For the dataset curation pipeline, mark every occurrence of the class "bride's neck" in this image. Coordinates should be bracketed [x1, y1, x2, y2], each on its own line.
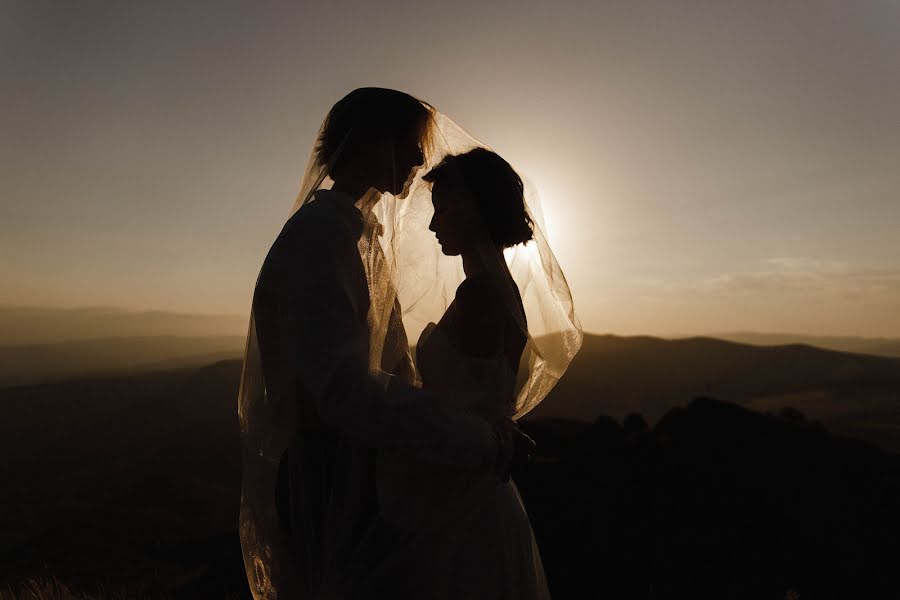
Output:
[461, 248, 505, 278]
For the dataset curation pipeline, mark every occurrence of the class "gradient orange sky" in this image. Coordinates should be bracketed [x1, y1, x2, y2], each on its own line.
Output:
[2, 1, 898, 336]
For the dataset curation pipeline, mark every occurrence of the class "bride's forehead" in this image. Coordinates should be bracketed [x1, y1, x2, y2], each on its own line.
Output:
[430, 180, 466, 199]
[430, 185, 455, 207]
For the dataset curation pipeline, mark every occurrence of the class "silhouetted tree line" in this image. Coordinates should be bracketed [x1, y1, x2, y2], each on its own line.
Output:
[517, 397, 900, 600]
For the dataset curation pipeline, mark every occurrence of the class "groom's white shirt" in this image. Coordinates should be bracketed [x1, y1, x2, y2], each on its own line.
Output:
[254, 189, 496, 468]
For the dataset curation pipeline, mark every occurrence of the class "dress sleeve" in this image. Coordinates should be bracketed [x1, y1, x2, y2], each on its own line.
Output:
[272, 210, 497, 469]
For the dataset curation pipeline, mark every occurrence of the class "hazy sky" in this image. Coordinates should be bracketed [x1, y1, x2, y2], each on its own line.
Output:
[2, 0, 898, 336]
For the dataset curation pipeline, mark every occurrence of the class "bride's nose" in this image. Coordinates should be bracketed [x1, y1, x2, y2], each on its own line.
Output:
[428, 213, 438, 233]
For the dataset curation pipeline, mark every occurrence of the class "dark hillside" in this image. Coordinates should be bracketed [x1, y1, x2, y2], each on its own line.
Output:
[520, 398, 900, 599]
[2, 350, 898, 597]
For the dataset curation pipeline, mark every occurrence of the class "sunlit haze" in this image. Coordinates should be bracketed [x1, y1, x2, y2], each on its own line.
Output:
[2, 1, 898, 336]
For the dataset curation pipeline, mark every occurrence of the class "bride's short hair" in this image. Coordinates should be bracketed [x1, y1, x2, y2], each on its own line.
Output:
[424, 148, 534, 248]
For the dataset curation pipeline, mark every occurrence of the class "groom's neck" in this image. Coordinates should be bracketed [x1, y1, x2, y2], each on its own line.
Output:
[331, 181, 362, 202]
[331, 178, 371, 201]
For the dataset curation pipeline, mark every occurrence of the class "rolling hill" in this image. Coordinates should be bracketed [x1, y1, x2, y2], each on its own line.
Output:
[3, 332, 897, 450]
[529, 334, 900, 451]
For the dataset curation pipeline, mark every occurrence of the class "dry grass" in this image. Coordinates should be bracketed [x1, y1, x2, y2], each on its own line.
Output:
[0, 578, 245, 600]
[0, 578, 147, 600]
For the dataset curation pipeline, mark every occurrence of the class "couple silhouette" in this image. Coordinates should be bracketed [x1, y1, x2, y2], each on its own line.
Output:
[237, 87, 581, 599]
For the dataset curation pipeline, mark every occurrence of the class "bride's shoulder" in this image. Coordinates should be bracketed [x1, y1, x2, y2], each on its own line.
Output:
[455, 275, 508, 315]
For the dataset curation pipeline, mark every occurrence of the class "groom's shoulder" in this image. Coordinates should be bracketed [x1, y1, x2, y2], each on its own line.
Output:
[266, 203, 338, 256]
[261, 200, 360, 272]
[281, 199, 361, 243]
[283, 200, 334, 234]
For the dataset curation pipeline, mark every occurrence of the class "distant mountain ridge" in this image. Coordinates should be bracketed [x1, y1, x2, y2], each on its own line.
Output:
[0, 335, 245, 387]
[709, 331, 900, 358]
[5, 305, 899, 357]
[530, 333, 900, 451]
[0, 305, 247, 345]
[3, 323, 899, 452]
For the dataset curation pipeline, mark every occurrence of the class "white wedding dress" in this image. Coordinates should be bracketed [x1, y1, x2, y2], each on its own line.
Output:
[374, 310, 551, 600]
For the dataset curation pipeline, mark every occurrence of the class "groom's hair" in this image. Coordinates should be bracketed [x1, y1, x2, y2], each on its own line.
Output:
[317, 88, 432, 171]
[424, 148, 534, 248]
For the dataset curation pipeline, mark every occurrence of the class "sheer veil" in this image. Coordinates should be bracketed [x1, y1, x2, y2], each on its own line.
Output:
[237, 89, 582, 598]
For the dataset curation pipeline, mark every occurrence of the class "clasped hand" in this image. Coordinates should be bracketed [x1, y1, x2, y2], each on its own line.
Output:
[492, 418, 536, 482]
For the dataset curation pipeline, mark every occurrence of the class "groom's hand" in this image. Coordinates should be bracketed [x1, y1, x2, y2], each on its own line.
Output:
[492, 418, 536, 482]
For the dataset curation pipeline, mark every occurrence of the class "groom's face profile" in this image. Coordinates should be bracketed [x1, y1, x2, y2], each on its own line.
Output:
[319, 89, 430, 199]
[386, 123, 427, 199]
[347, 122, 425, 199]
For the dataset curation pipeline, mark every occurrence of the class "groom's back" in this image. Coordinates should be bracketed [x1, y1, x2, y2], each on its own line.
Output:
[252, 195, 378, 592]
[253, 195, 369, 419]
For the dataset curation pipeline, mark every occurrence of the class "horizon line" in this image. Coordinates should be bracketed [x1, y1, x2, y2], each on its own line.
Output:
[2, 303, 898, 341]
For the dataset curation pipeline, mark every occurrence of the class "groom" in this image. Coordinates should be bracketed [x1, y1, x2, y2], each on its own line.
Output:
[251, 88, 524, 596]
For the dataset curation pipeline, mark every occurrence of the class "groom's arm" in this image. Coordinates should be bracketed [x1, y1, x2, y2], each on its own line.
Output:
[322, 345, 497, 468]
[275, 213, 496, 469]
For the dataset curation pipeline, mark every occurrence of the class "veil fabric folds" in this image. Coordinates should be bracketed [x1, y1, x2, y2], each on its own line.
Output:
[238, 89, 582, 598]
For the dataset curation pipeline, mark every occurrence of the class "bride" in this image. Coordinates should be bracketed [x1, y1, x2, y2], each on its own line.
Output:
[238, 88, 582, 599]
[372, 148, 560, 599]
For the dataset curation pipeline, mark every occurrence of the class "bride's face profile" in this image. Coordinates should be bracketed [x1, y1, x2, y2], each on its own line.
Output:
[425, 149, 534, 258]
[429, 184, 477, 256]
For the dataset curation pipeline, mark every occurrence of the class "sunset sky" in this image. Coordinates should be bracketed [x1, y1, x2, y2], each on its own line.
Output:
[2, 0, 898, 336]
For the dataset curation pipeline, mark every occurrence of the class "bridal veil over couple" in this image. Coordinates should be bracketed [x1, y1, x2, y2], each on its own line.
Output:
[238, 88, 582, 599]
